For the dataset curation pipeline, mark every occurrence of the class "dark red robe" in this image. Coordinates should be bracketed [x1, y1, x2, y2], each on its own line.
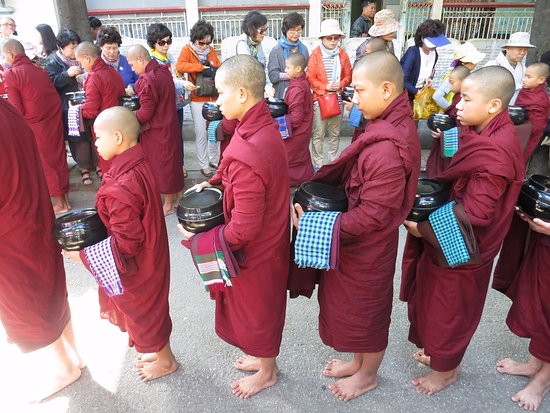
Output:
[135, 59, 184, 194]
[3, 54, 68, 196]
[310, 92, 420, 353]
[82, 57, 125, 173]
[80, 144, 172, 353]
[284, 75, 314, 186]
[407, 111, 524, 371]
[0, 99, 70, 352]
[208, 101, 290, 357]
[506, 232, 550, 363]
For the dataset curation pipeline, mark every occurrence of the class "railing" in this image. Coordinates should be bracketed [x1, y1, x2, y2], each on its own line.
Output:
[322, 2, 346, 23]
[94, 12, 188, 40]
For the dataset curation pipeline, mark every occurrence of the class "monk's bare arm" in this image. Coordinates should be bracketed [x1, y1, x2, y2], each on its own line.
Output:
[460, 173, 509, 227]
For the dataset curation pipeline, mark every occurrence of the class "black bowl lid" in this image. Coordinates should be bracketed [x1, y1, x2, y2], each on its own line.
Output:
[529, 175, 550, 192]
[179, 188, 222, 209]
[416, 179, 444, 196]
[55, 208, 99, 228]
[299, 181, 347, 202]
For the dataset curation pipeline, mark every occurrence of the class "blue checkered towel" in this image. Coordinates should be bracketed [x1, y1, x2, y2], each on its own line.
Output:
[274, 115, 292, 139]
[442, 127, 459, 157]
[295, 211, 341, 270]
[208, 120, 221, 143]
[428, 201, 471, 267]
[84, 236, 124, 296]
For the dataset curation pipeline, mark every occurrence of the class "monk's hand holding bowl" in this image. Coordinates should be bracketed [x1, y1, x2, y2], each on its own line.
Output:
[177, 224, 195, 241]
[431, 128, 442, 139]
[291, 203, 304, 229]
[190, 181, 212, 193]
[403, 220, 422, 238]
[62, 249, 82, 263]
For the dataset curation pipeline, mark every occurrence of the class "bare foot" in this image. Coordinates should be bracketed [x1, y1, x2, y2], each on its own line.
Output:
[231, 367, 279, 399]
[234, 355, 261, 372]
[163, 204, 175, 216]
[30, 364, 81, 402]
[413, 350, 431, 366]
[136, 355, 178, 382]
[411, 367, 460, 395]
[329, 371, 379, 401]
[511, 363, 550, 411]
[497, 357, 543, 377]
[53, 204, 71, 215]
[135, 352, 159, 366]
[323, 358, 362, 378]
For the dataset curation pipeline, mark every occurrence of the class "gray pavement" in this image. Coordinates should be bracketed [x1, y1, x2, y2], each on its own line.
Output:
[1, 119, 547, 413]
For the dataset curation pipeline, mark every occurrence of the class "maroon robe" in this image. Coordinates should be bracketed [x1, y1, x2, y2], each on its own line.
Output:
[208, 101, 290, 357]
[310, 92, 420, 353]
[135, 59, 184, 194]
[0, 99, 70, 352]
[284, 75, 314, 186]
[506, 232, 550, 363]
[407, 111, 524, 371]
[515, 83, 550, 164]
[80, 144, 172, 352]
[82, 57, 125, 173]
[3, 54, 68, 196]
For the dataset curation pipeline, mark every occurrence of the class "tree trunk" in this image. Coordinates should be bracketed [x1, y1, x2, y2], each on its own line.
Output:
[54, 0, 91, 42]
[528, 0, 550, 64]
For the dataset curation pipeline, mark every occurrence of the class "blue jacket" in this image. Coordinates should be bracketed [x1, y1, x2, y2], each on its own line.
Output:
[116, 54, 139, 88]
[400, 46, 438, 100]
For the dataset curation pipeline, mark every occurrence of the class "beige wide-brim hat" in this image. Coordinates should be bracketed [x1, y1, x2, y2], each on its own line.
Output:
[368, 9, 400, 37]
[502, 32, 535, 48]
[453, 41, 486, 64]
[318, 19, 345, 38]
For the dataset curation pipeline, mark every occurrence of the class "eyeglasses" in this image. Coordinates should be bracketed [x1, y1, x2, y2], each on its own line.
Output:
[197, 40, 212, 46]
[157, 39, 172, 46]
[287, 27, 303, 34]
[257, 27, 269, 34]
[324, 36, 340, 41]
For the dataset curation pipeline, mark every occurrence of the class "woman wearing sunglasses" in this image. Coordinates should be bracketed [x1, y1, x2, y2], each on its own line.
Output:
[176, 20, 221, 178]
[236, 11, 268, 68]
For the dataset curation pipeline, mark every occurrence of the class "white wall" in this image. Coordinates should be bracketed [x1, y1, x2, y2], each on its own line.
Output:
[4, 0, 59, 41]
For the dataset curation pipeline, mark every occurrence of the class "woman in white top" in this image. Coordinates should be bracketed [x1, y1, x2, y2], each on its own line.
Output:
[236, 11, 268, 67]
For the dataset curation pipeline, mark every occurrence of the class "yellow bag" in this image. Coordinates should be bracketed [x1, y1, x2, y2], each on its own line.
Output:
[413, 85, 439, 120]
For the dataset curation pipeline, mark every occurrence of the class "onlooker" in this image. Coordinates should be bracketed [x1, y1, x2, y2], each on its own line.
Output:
[267, 12, 309, 99]
[401, 19, 450, 102]
[307, 19, 352, 170]
[88, 16, 102, 42]
[485, 32, 535, 104]
[355, 9, 399, 60]
[236, 11, 269, 68]
[97, 26, 138, 88]
[176, 20, 221, 178]
[0, 17, 16, 40]
[350, 0, 376, 38]
[31, 24, 57, 67]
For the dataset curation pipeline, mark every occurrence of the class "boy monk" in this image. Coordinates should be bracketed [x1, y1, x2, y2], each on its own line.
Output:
[179, 55, 290, 399]
[496, 214, 550, 412]
[126, 45, 184, 216]
[64, 107, 177, 382]
[2, 39, 70, 213]
[284, 52, 314, 186]
[403, 66, 524, 395]
[75, 41, 125, 176]
[293, 51, 421, 401]
[0, 98, 82, 401]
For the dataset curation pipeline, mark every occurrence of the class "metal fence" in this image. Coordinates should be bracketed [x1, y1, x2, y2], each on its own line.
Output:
[322, 2, 346, 22]
[98, 13, 188, 40]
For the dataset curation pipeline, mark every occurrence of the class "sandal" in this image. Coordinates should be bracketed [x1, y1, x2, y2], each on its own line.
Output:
[81, 170, 93, 185]
[96, 168, 103, 179]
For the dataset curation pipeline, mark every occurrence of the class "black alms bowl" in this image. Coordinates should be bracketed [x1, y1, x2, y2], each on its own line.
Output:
[517, 174, 550, 222]
[65, 91, 86, 105]
[177, 187, 224, 233]
[427, 113, 457, 132]
[266, 98, 288, 118]
[293, 181, 348, 212]
[54, 208, 108, 251]
[509, 106, 528, 125]
[202, 102, 223, 122]
[407, 179, 451, 222]
[341, 86, 354, 103]
[119, 95, 141, 111]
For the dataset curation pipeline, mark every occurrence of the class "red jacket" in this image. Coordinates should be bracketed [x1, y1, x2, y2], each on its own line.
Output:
[306, 46, 352, 101]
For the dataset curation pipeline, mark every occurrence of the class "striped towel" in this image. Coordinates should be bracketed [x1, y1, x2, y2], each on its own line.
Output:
[428, 201, 471, 267]
[295, 211, 341, 270]
[207, 120, 221, 144]
[274, 114, 292, 139]
[442, 127, 459, 158]
[83, 236, 124, 296]
[68, 104, 83, 137]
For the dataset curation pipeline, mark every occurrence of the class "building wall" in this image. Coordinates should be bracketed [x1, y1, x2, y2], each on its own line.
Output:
[86, 0, 307, 9]
[3, 0, 59, 36]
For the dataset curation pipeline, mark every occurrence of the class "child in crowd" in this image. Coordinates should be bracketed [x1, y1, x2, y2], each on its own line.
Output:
[307, 19, 351, 170]
[403, 66, 524, 395]
[64, 107, 178, 382]
[284, 52, 314, 186]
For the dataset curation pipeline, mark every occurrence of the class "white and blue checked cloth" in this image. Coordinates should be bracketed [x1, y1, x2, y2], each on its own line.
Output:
[68, 104, 82, 137]
[295, 211, 341, 270]
[429, 201, 471, 267]
[207, 120, 221, 144]
[442, 127, 459, 158]
[84, 236, 124, 297]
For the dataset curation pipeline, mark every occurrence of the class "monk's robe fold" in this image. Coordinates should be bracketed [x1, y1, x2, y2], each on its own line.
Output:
[0, 99, 70, 352]
[208, 100, 290, 358]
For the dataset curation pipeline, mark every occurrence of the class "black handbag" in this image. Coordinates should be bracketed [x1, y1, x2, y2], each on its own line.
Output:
[195, 71, 217, 97]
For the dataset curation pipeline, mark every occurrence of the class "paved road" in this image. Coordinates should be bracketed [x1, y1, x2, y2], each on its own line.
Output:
[1, 125, 547, 413]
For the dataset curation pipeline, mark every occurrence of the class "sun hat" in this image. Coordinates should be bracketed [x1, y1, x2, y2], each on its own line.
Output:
[453, 41, 486, 64]
[423, 33, 451, 48]
[318, 19, 345, 38]
[368, 9, 399, 37]
[502, 32, 535, 48]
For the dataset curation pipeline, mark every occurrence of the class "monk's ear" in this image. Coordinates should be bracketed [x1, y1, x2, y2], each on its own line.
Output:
[238, 86, 248, 104]
[488, 98, 502, 114]
[381, 80, 394, 100]
[114, 130, 124, 145]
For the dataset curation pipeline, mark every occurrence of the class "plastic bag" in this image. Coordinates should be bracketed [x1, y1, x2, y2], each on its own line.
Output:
[413, 85, 439, 120]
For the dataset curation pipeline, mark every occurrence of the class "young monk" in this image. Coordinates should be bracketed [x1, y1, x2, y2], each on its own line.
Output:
[403, 66, 524, 395]
[75, 41, 125, 176]
[179, 55, 290, 399]
[284, 52, 314, 186]
[2, 39, 70, 213]
[496, 214, 550, 412]
[63, 107, 178, 382]
[293, 51, 421, 401]
[126, 45, 184, 216]
[0, 98, 82, 401]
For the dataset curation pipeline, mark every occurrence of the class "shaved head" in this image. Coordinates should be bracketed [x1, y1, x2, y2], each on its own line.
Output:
[451, 65, 470, 81]
[364, 37, 386, 54]
[528, 62, 549, 79]
[286, 52, 307, 70]
[464, 66, 515, 106]
[126, 45, 151, 62]
[1, 38, 24, 55]
[76, 41, 99, 58]
[95, 107, 140, 143]
[216, 55, 265, 100]
[354, 50, 404, 91]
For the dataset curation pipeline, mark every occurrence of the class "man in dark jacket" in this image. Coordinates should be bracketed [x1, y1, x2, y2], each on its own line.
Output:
[351, 1, 376, 38]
